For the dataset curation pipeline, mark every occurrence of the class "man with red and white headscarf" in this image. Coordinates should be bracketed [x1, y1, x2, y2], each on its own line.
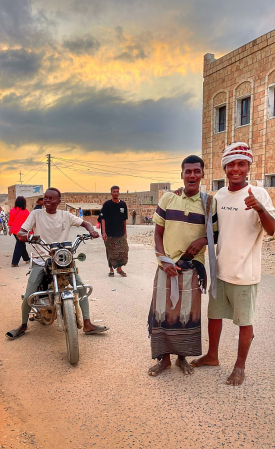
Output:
[191, 142, 275, 386]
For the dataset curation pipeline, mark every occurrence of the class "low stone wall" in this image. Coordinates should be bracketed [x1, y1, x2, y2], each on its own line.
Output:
[23, 193, 158, 224]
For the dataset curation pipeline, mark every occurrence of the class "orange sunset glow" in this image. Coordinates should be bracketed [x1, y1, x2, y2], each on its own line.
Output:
[1, 0, 275, 193]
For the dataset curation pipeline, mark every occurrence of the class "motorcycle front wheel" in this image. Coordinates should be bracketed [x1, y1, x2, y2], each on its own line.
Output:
[3, 227, 7, 235]
[63, 300, 79, 365]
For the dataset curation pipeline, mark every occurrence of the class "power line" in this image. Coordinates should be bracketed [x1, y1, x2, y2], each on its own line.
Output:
[54, 154, 182, 164]
[52, 157, 177, 181]
[24, 166, 46, 184]
[51, 161, 90, 192]
[23, 156, 46, 180]
[58, 162, 181, 181]
[52, 155, 181, 171]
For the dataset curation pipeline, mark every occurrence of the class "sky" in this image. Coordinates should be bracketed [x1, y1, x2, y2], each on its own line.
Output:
[1, 0, 275, 193]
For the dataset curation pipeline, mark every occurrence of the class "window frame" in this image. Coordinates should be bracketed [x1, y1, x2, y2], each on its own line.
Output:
[213, 103, 226, 134]
[265, 174, 275, 187]
[241, 97, 250, 126]
[267, 84, 275, 120]
[236, 95, 251, 128]
[212, 179, 225, 191]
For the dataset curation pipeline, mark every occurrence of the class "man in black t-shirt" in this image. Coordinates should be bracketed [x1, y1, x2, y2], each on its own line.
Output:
[101, 186, 129, 277]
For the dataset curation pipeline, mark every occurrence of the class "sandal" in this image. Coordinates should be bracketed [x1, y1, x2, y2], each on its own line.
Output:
[108, 272, 114, 277]
[5, 329, 25, 340]
[85, 325, 109, 335]
[117, 269, 127, 277]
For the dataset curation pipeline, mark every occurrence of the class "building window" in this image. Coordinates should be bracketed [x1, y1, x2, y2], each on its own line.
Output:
[214, 104, 226, 133]
[219, 106, 226, 132]
[236, 96, 251, 127]
[265, 174, 275, 187]
[241, 97, 250, 125]
[267, 85, 275, 119]
[212, 179, 225, 191]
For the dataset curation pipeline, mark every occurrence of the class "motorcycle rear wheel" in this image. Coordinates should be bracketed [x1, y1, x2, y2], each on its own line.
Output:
[63, 300, 79, 365]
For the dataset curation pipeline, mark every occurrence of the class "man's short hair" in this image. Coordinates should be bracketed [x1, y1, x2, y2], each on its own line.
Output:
[46, 187, 61, 198]
[111, 185, 120, 192]
[181, 155, 204, 170]
[36, 197, 44, 203]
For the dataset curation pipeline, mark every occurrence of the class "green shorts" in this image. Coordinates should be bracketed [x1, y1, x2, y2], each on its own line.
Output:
[208, 279, 257, 326]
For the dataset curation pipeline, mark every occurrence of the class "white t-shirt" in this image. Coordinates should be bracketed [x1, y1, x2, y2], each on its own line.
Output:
[22, 209, 83, 262]
[215, 185, 275, 285]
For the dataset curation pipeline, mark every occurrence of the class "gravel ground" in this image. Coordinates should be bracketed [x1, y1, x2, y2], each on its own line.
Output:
[0, 226, 275, 449]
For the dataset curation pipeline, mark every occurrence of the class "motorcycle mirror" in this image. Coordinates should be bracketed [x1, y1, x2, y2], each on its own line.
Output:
[77, 253, 86, 262]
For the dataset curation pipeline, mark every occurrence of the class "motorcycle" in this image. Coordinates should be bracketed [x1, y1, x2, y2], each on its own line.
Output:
[25, 233, 93, 365]
[0, 215, 8, 235]
[144, 216, 153, 225]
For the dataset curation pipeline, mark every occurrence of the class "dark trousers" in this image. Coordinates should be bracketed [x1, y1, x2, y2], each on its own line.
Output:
[12, 234, 30, 265]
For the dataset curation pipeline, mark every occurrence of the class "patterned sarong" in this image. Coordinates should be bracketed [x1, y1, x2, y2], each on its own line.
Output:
[104, 235, 129, 269]
[148, 267, 202, 359]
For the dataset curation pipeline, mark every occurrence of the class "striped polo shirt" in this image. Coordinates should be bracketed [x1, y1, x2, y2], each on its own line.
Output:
[153, 191, 217, 265]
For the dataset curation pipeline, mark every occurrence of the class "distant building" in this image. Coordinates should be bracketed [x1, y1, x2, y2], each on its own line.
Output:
[0, 193, 8, 204]
[150, 182, 171, 192]
[202, 28, 275, 204]
[8, 184, 43, 209]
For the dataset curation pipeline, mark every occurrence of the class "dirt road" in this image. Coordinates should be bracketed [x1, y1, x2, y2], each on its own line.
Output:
[0, 227, 275, 449]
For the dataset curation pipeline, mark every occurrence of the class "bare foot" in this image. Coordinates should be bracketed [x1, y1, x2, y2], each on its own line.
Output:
[148, 359, 171, 376]
[226, 367, 245, 386]
[82, 319, 98, 333]
[175, 357, 194, 375]
[190, 354, 219, 368]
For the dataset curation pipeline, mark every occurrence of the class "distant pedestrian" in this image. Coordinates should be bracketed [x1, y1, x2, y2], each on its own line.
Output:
[132, 209, 136, 225]
[8, 196, 30, 267]
[101, 186, 128, 277]
[79, 208, 83, 218]
[34, 197, 44, 210]
[0, 206, 5, 220]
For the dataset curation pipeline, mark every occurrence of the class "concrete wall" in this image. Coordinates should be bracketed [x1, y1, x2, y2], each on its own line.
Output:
[202, 29, 275, 196]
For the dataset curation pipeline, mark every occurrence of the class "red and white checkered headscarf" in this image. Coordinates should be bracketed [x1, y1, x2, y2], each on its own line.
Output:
[221, 142, 253, 169]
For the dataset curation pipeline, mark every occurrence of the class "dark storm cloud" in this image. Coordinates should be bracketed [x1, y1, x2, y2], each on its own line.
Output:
[62, 34, 100, 55]
[115, 26, 127, 43]
[0, 48, 44, 88]
[0, 0, 54, 47]
[0, 88, 201, 153]
[174, 0, 275, 52]
[114, 45, 147, 62]
[0, 158, 43, 172]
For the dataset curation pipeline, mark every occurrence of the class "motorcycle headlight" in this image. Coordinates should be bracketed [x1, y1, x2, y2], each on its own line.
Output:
[53, 249, 73, 267]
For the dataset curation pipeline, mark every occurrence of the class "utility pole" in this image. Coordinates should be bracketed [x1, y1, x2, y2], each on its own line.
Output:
[19, 171, 23, 185]
[47, 154, 51, 188]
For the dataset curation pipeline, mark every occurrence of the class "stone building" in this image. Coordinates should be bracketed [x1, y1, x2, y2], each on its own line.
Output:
[202, 28, 275, 203]
[8, 184, 43, 209]
[9, 185, 169, 223]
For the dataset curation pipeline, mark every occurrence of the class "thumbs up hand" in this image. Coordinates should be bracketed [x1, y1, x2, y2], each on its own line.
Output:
[244, 186, 264, 212]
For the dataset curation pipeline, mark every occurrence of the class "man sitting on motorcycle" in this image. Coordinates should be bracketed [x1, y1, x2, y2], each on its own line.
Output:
[6, 187, 108, 340]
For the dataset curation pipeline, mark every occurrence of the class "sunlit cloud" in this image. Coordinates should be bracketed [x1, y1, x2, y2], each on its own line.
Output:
[1, 0, 275, 192]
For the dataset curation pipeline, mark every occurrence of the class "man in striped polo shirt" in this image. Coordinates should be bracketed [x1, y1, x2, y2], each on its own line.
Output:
[148, 155, 217, 376]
